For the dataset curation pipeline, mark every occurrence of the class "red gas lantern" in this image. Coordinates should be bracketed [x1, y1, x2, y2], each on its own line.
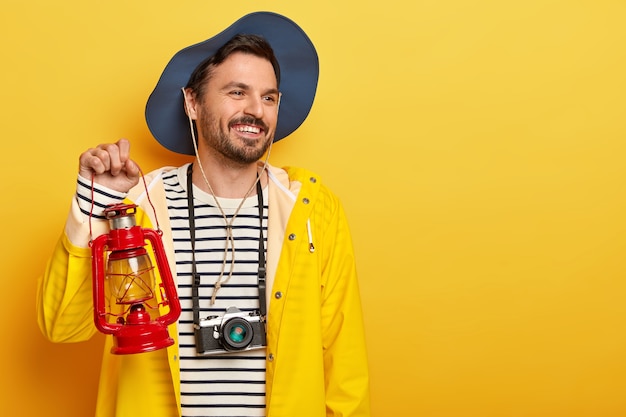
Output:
[91, 203, 181, 354]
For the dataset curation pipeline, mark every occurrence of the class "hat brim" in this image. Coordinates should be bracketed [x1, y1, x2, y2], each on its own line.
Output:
[145, 11, 319, 155]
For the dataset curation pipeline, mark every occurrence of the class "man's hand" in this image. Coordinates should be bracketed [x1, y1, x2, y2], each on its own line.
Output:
[78, 139, 140, 193]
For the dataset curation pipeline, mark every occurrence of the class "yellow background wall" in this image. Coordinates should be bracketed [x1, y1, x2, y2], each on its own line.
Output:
[2, 1, 626, 416]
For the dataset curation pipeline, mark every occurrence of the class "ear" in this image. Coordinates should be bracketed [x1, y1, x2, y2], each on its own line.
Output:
[182, 88, 199, 120]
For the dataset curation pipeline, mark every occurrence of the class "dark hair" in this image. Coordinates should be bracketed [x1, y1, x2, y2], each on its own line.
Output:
[185, 34, 281, 102]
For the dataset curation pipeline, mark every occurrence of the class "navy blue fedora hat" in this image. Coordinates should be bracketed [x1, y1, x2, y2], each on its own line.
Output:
[145, 11, 319, 155]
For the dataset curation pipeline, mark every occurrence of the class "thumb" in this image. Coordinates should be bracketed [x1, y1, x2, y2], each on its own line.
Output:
[124, 159, 141, 182]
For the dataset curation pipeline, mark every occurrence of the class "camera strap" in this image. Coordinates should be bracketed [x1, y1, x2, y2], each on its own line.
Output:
[186, 163, 267, 327]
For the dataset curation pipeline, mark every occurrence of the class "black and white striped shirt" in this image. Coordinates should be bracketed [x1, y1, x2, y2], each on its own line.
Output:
[163, 166, 268, 417]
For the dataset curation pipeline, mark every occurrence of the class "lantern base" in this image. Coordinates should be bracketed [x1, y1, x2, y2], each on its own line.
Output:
[111, 322, 175, 355]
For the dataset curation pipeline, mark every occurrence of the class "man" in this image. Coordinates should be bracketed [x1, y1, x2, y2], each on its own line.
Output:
[37, 12, 370, 417]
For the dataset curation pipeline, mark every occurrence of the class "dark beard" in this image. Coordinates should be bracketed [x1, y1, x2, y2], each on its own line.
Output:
[199, 113, 273, 164]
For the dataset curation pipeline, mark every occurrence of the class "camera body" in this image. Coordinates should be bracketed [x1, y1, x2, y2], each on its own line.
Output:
[195, 306, 267, 355]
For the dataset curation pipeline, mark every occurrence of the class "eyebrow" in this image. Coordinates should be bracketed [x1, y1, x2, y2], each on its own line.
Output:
[222, 82, 279, 96]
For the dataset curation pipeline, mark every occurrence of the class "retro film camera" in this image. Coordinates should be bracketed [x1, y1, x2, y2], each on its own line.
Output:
[195, 306, 267, 355]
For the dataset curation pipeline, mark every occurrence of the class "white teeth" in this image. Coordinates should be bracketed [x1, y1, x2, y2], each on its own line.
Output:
[236, 125, 260, 134]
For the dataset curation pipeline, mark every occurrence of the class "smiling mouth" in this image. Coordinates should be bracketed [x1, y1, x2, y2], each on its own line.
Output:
[230, 117, 268, 136]
[234, 125, 262, 134]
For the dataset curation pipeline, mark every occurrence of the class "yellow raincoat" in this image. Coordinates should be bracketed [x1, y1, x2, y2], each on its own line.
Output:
[37, 164, 370, 417]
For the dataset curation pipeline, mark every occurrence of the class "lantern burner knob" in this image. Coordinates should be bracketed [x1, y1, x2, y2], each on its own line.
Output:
[125, 303, 152, 325]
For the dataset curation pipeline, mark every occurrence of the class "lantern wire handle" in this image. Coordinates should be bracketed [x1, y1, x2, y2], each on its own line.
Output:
[87, 165, 161, 244]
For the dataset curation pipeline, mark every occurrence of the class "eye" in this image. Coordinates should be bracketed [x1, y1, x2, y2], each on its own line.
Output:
[262, 95, 278, 103]
[229, 90, 245, 97]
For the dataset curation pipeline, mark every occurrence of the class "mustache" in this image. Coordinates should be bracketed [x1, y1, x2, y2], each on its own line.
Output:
[229, 116, 269, 133]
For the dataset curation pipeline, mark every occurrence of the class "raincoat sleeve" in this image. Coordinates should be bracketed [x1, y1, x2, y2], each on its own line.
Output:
[37, 177, 126, 343]
[320, 201, 371, 416]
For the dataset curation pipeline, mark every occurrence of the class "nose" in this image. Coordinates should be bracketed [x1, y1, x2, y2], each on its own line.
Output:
[243, 96, 264, 119]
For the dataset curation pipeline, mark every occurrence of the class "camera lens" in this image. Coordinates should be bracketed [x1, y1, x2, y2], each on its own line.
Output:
[229, 325, 246, 342]
[222, 317, 254, 350]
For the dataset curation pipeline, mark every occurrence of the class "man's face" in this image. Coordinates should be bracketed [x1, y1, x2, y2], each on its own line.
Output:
[193, 52, 279, 165]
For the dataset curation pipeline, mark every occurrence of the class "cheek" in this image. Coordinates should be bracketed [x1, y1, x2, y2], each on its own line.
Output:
[267, 109, 279, 127]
